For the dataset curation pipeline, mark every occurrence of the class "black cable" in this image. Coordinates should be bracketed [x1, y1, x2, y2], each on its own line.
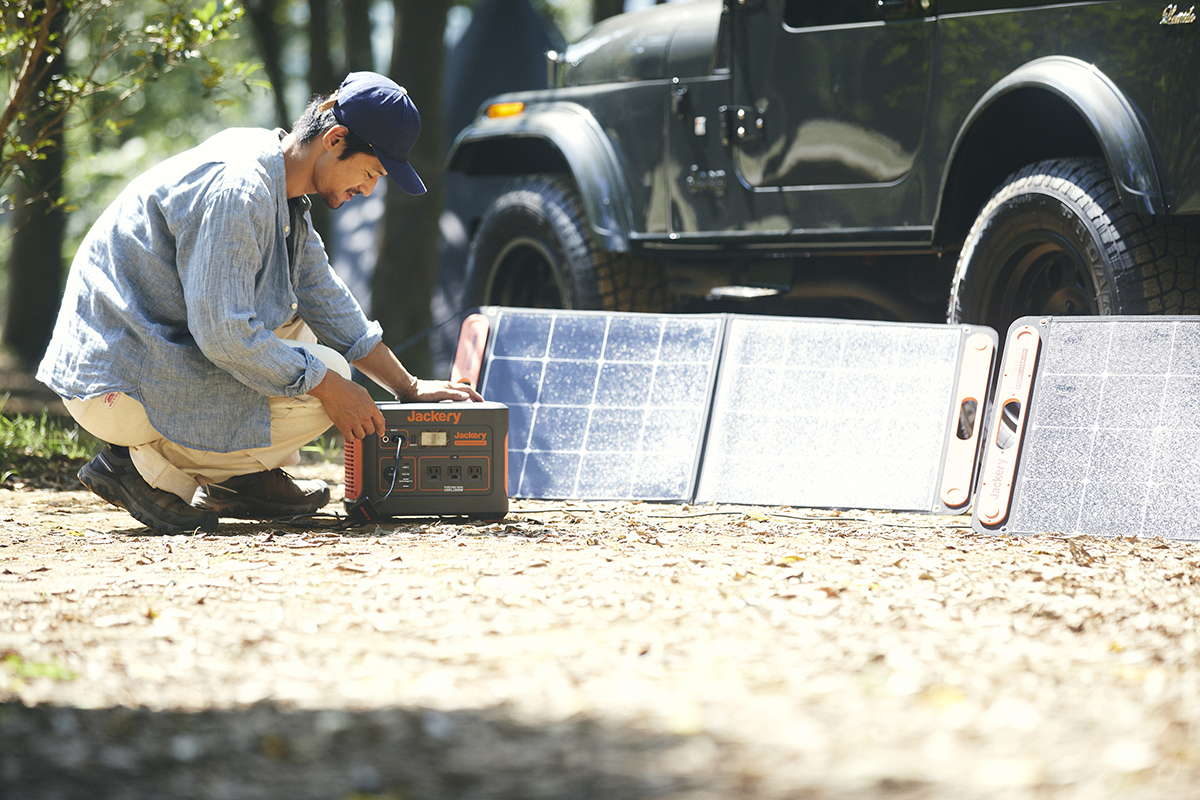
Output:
[379, 433, 403, 501]
[391, 308, 468, 356]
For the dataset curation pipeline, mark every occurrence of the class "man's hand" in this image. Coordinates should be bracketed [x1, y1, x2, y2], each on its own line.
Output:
[409, 379, 483, 403]
[352, 341, 485, 404]
[306, 369, 386, 441]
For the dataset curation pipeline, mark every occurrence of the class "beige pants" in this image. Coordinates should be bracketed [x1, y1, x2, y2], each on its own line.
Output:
[64, 320, 350, 503]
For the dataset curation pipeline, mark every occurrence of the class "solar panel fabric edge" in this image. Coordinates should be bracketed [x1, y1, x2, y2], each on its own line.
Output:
[474, 306, 725, 501]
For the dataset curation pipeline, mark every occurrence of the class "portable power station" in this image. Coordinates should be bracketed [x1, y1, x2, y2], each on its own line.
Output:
[343, 401, 508, 518]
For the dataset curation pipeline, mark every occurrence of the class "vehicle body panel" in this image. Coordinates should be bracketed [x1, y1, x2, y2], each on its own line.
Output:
[449, 0, 1199, 255]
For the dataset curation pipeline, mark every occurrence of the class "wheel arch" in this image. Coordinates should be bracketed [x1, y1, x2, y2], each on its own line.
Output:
[936, 56, 1165, 249]
[447, 103, 634, 253]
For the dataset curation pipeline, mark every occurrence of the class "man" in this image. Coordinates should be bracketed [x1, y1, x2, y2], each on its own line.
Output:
[37, 72, 481, 535]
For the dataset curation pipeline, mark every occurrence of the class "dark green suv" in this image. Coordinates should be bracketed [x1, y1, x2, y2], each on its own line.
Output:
[447, 0, 1200, 334]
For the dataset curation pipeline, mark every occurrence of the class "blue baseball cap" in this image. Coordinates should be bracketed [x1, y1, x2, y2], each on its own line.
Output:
[332, 72, 427, 196]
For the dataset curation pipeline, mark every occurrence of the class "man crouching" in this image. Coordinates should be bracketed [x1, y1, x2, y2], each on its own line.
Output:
[37, 72, 480, 534]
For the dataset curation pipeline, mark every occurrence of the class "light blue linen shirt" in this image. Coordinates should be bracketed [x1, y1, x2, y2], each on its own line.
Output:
[37, 128, 383, 453]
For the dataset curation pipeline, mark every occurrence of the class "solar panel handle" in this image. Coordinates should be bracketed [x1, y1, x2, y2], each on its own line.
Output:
[450, 313, 490, 389]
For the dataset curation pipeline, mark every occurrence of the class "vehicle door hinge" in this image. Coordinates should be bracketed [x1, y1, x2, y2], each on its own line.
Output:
[671, 81, 690, 120]
[719, 105, 765, 145]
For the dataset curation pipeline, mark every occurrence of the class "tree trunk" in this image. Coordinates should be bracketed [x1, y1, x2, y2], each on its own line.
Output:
[343, 0, 376, 74]
[308, 0, 336, 93]
[4, 3, 67, 369]
[373, 0, 451, 379]
[307, 0, 338, 247]
[593, 0, 624, 24]
[243, 0, 291, 127]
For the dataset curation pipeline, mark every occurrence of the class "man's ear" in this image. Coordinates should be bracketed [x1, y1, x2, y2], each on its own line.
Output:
[321, 125, 349, 153]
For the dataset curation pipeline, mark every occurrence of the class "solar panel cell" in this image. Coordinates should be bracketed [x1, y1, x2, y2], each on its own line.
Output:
[477, 308, 723, 500]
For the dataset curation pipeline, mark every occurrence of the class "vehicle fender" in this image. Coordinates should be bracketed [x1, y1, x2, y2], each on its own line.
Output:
[946, 56, 1164, 216]
[447, 102, 633, 252]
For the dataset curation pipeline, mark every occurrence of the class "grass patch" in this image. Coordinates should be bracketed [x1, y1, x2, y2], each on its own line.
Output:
[0, 396, 343, 488]
[0, 395, 99, 488]
[1, 653, 79, 688]
[300, 432, 343, 464]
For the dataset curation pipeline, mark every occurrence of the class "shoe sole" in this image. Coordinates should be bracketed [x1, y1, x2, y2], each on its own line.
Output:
[79, 461, 217, 535]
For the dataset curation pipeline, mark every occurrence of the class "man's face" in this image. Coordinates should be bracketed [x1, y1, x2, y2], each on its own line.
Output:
[314, 142, 387, 210]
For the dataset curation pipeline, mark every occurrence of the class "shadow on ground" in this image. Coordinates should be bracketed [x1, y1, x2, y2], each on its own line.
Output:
[1, 701, 728, 800]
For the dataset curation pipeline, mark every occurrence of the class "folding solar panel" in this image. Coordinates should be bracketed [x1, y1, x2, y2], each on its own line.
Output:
[694, 316, 997, 513]
[475, 307, 724, 500]
[973, 316, 1200, 540]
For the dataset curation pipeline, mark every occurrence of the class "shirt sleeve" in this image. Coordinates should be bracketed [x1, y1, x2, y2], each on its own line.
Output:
[176, 181, 328, 398]
[290, 204, 383, 363]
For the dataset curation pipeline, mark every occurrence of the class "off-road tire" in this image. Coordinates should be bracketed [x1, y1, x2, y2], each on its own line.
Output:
[465, 175, 669, 312]
[948, 158, 1200, 334]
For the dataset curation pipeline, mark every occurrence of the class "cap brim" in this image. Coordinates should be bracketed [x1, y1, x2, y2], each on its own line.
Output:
[378, 152, 426, 196]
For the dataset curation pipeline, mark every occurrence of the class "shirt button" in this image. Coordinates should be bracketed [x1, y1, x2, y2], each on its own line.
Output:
[291, 303, 298, 310]
[284, 225, 290, 233]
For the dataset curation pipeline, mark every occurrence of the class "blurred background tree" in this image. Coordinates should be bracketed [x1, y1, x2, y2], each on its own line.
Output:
[0, 0, 670, 377]
[1, 0, 249, 367]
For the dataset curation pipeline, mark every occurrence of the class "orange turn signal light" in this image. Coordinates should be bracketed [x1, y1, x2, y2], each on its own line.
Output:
[486, 101, 525, 119]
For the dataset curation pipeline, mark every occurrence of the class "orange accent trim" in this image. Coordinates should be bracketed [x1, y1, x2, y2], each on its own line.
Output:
[450, 313, 490, 389]
[939, 332, 994, 510]
[344, 437, 362, 500]
[976, 325, 1041, 527]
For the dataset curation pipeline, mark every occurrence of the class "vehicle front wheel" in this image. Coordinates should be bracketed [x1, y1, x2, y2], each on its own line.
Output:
[464, 174, 668, 311]
[948, 158, 1200, 333]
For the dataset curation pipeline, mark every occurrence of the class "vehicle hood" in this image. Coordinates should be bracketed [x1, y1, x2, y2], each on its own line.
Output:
[559, 0, 721, 86]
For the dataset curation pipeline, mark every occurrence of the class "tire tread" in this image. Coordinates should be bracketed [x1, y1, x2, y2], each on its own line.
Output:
[467, 174, 670, 312]
[949, 158, 1200, 328]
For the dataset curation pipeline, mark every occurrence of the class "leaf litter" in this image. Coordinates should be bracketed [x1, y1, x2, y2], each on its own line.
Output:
[1, 467, 1199, 799]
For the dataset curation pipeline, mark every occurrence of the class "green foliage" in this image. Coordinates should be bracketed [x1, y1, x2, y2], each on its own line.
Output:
[0, 0, 250, 212]
[1, 653, 79, 687]
[530, 0, 592, 42]
[53, 1, 270, 257]
[300, 433, 342, 464]
[0, 396, 100, 486]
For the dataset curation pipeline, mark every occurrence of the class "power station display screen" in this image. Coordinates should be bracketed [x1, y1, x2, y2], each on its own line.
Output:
[420, 430, 447, 447]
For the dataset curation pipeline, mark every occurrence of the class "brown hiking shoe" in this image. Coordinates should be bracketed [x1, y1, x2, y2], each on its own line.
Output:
[194, 468, 330, 519]
[79, 446, 219, 535]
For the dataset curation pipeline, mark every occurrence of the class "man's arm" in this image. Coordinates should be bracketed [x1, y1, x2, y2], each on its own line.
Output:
[353, 341, 483, 403]
[307, 342, 482, 440]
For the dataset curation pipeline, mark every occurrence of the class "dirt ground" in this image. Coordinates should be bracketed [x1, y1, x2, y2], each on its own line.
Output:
[2, 461, 1199, 799]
